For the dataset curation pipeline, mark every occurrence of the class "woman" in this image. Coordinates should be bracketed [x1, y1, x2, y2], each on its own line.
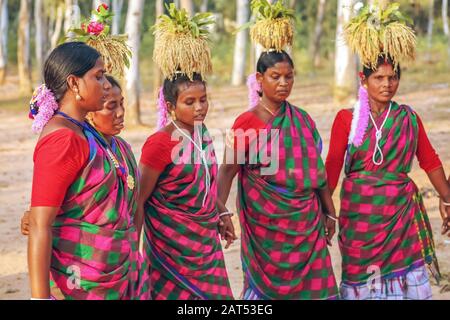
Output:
[326, 56, 450, 300]
[27, 42, 146, 300]
[136, 6, 234, 300]
[218, 50, 339, 300]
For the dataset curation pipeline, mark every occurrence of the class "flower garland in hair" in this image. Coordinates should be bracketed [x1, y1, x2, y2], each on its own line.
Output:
[247, 73, 261, 110]
[67, 3, 131, 77]
[348, 83, 370, 147]
[157, 86, 169, 130]
[29, 85, 59, 133]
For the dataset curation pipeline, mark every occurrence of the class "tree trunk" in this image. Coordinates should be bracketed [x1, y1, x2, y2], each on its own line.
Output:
[50, 3, 64, 50]
[289, 0, 296, 9]
[200, 0, 208, 12]
[310, 0, 326, 68]
[153, 0, 164, 102]
[180, 0, 194, 16]
[124, 0, 144, 126]
[0, 0, 8, 85]
[443, 0, 449, 36]
[65, 0, 80, 40]
[231, 0, 249, 86]
[112, 0, 124, 35]
[334, 0, 357, 102]
[35, 0, 47, 82]
[18, 0, 32, 95]
[427, 0, 434, 61]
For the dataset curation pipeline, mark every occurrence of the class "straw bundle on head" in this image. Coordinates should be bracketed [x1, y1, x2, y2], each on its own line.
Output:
[152, 3, 215, 80]
[344, 2, 416, 70]
[247, 0, 296, 52]
[67, 3, 131, 77]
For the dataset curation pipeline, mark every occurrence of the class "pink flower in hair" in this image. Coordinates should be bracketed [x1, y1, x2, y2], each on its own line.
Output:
[29, 85, 59, 134]
[157, 86, 169, 130]
[87, 21, 105, 35]
[247, 73, 261, 110]
[348, 85, 370, 147]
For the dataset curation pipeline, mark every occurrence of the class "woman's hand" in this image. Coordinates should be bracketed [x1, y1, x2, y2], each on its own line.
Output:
[439, 197, 450, 237]
[21, 210, 30, 235]
[218, 215, 238, 249]
[324, 215, 337, 246]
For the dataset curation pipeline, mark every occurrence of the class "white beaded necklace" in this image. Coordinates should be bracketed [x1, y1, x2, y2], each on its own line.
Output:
[368, 102, 392, 166]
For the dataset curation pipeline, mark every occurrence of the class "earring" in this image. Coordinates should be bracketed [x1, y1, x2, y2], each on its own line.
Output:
[171, 110, 177, 121]
[74, 88, 82, 101]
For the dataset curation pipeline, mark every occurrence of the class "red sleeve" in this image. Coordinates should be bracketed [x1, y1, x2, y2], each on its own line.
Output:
[415, 113, 442, 173]
[231, 111, 267, 151]
[31, 129, 89, 207]
[140, 132, 178, 172]
[325, 109, 352, 191]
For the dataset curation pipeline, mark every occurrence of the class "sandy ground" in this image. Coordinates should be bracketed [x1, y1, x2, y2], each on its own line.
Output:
[0, 76, 449, 300]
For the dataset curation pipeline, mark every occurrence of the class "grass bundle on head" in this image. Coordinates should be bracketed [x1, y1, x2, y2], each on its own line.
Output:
[152, 3, 215, 81]
[344, 2, 416, 70]
[66, 3, 131, 77]
[87, 35, 131, 77]
[245, 0, 296, 52]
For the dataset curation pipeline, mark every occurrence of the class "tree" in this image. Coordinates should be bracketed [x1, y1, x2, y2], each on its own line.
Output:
[200, 0, 209, 12]
[427, 0, 434, 61]
[334, 0, 357, 102]
[124, 0, 145, 126]
[50, 2, 64, 51]
[310, 0, 327, 68]
[65, 0, 79, 34]
[0, 0, 8, 84]
[231, 0, 249, 86]
[35, 0, 47, 81]
[111, 0, 124, 35]
[18, 0, 32, 95]
[443, 0, 449, 36]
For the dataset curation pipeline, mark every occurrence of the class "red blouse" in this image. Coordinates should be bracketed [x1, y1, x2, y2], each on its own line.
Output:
[325, 109, 442, 190]
[231, 111, 267, 151]
[140, 131, 180, 172]
[31, 129, 89, 207]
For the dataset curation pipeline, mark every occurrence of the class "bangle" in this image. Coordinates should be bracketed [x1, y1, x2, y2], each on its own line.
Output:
[30, 298, 52, 300]
[325, 214, 338, 222]
[219, 211, 234, 218]
[442, 201, 450, 207]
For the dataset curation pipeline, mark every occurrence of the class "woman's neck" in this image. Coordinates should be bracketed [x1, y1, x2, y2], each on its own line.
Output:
[260, 96, 283, 113]
[58, 101, 87, 122]
[368, 97, 390, 116]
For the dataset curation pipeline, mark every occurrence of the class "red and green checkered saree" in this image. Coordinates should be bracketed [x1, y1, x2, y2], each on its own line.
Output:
[339, 102, 439, 286]
[143, 126, 233, 300]
[237, 102, 339, 300]
[50, 133, 150, 300]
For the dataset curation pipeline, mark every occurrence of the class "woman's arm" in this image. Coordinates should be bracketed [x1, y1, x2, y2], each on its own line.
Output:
[317, 186, 337, 246]
[135, 164, 161, 241]
[428, 169, 450, 236]
[28, 207, 59, 299]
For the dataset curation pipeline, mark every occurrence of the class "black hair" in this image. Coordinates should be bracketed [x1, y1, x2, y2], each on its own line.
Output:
[363, 55, 401, 79]
[44, 42, 101, 102]
[105, 75, 122, 91]
[256, 50, 294, 74]
[162, 72, 206, 106]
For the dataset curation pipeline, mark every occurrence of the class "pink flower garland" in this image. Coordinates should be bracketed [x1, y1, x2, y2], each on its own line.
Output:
[157, 86, 169, 130]
[246, 73, 261, 110]
[29, 84, 59, 134]
[348, 85, 370, 147]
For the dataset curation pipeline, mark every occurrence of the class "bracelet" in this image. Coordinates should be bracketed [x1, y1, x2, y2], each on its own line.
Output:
[442, 201, 450, 207]
[219, 211, 234, 218]
[325, 214, 338, 222]
[30, 298, 52, 300]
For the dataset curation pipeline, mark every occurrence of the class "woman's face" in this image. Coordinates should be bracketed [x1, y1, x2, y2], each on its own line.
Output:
[363, 63, 400, 105]
[91, 85, 125, 137]
[169, 82, 208, 127]
[77, 58, 111, 112]
[257, 61, 294, 104]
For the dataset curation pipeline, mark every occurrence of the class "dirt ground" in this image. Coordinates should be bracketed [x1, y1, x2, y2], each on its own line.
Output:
[0, 74, 449, 300]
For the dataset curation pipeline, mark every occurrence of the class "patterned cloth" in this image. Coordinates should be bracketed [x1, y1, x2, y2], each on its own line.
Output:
[340, 265, 432, 300]
[143, 126, 233, 300]
[236, 102, 339, 300]
[50, 131, 150, 300]
[339, 102, 438, 294]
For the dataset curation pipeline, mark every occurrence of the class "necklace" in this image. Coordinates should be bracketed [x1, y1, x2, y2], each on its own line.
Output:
[259, 100, 277, 116]
[369, 102, 392, 166]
